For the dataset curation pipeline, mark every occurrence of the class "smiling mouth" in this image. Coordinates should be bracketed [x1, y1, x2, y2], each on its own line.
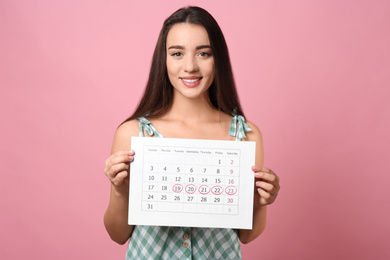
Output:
[181, 78, 202, 82]
[180, 77, 202, 88]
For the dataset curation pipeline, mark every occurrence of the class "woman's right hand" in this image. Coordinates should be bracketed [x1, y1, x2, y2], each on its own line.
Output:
[104, 150, 135, 194]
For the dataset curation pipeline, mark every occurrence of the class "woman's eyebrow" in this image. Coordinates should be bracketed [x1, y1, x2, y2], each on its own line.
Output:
[168, 45, 184, 50]
[167, 45, 211, 50]
[196, 45, 211, 50]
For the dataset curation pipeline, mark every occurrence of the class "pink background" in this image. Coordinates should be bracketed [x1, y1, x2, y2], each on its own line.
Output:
[1, 0, 389, 259]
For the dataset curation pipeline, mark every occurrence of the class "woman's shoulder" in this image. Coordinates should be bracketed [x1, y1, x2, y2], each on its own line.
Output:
[111, 119, 140, 152]
[243, 119, 263, 142]
[116, 119, 140, 137]
[243, 119, 264, 165]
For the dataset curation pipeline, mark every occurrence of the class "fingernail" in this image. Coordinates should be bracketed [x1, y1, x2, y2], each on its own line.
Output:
[255, 172, 260, 177]
[256, 181, 260, 186]
[129, 156, 134, 161]
[129, 150, 135, 155]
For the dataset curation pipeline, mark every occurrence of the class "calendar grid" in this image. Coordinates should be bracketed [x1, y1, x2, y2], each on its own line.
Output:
[142, 145, 241, 215]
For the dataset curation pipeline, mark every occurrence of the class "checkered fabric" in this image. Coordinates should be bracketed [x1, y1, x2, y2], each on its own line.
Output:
[126, 116, 251, 260]
[138, 117, 164, 138]
[229, 115, 252, 141]
[126, 226, 241, 260]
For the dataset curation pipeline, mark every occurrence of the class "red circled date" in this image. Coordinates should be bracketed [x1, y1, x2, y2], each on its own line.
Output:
[211, 185, 223, 195]
[185, 184, 196, 194]
[172, 184, 183, 193]
[199, 185, 210, 195]
[225, 185, 238, 195]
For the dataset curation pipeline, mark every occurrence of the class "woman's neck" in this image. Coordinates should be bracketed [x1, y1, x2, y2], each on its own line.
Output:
[165, 92, 219, 123]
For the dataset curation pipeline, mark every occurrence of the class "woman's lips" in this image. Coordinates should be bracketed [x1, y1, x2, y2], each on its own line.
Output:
[180, 77, 202, 88]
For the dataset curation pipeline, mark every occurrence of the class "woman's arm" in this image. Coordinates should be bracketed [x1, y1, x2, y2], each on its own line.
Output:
[103, 120, 139, 245]
[238, 121, 280, 244]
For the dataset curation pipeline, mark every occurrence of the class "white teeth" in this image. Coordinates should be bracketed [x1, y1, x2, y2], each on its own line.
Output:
[182, 78, 200, 83]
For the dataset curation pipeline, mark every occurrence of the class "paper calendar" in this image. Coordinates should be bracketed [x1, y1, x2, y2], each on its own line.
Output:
[128, 137, 256, 229]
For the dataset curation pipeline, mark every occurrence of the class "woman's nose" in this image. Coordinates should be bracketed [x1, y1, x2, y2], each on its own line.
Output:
[183, 56, 199, 72]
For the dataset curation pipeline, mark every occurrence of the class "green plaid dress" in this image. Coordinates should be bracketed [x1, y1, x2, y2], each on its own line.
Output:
[126, 115, 252, 260]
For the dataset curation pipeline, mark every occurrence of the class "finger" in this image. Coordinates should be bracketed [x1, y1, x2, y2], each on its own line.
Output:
[256, 181, 274, 193]
[112, 150, 135, 156]
[257, 188, 272, 201]
[108, 150, 134, 165]
[112, 150, 135, 160]
[254, 171, 277, 183]
[257, 188, 272, 205]
[252, 166, 275, 178]
[265, 168, 280, 185]
[265, 170, 280, 190]
[110, 154, 134, 166]
[111, 170, 128, 186]
[105, 150, 133, 168]
[259, 197, 268, 206]
[251, 165, 261, 172]
[252, 165, 271, 173]
[106, 163, 129, 179]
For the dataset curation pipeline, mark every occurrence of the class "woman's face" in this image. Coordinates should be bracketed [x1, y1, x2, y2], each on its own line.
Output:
[166, 23, 215, 100]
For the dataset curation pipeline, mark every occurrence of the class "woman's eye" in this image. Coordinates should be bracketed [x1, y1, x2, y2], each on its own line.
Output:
[199, 52, 211, 57]
[172, 52, 182, 57]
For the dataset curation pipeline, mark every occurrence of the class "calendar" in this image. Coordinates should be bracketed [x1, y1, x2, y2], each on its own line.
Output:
[128, 137, 256, 229]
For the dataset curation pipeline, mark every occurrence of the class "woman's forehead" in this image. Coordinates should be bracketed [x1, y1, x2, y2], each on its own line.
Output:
[166, 23, 210, 48]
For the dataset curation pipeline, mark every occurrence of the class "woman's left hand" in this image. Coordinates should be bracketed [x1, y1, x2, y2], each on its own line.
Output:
[252, 166, 280, 206]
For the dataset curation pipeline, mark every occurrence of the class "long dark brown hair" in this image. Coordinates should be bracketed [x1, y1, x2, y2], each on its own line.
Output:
[124, 6, 244, 122]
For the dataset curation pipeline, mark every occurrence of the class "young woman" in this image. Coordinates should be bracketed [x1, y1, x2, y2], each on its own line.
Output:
[104, 6, 280, 259]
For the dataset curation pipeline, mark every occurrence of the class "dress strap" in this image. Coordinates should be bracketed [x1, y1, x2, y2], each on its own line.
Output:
[137, 117, 164, 138]
[229, 115, 252, 141]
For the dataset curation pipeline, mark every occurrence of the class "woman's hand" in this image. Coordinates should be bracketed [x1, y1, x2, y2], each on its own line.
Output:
[104, 150, 134, 194]
[252, 166, 280, 206]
